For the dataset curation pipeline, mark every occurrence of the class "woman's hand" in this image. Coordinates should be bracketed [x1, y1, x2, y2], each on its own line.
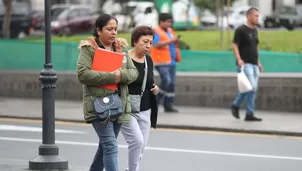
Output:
[111, 69, 121, 83]
[114, 39, 122, 53]
[151, 84, 159, 95]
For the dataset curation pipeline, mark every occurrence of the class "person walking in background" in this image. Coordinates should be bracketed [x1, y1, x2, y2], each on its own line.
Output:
[76, 14, 138, 171]
[121, 25, 159, 171]
[150, 13, 181, 113]
[231, 7, 263, 121]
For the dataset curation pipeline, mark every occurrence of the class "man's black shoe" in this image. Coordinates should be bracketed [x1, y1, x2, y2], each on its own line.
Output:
[245, 114, 262, 121]
[164, 105, 179, 113]
[231, 105, 240, 119]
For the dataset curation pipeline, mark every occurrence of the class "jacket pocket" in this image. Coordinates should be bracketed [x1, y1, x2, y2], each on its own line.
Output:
[84, 97, 95, 114]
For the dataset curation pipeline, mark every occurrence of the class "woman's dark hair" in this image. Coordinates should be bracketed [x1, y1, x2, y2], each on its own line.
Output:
[131, 25, 154, 47]
[93, 14, 118, 38]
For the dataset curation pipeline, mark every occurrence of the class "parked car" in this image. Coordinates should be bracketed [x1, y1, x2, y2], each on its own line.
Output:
[0, 2, 34, 38]
[219, 6, 265, 29]
[200, 8, 217, 27]
[50, 4, 99, 36]
[264, 5, 302, 30]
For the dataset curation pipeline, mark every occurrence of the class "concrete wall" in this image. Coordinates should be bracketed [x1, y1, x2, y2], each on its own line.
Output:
[258, 0, 273, 17]
[0, 71, 301, 112]
[30, 0, 44, 11]
[283, 0, 296, 6]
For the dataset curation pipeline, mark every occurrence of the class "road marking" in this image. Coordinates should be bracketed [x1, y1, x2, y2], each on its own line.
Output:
[1, 136, 302, 161]
[0, 124, 86, 134]
[0, 118, 88, 126]
[0, 118, 301, 140]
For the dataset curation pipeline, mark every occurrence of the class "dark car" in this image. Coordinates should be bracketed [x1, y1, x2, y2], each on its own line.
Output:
[50, 5, 98, 36]
[0, 2, 33, 38]
[264, 5, 302, 30]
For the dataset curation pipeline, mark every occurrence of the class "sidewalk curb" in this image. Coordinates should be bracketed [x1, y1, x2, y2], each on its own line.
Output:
[157, 124, 302, 137]
[1, 115, 302, 137]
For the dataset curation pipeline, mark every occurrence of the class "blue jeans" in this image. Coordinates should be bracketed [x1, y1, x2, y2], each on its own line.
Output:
[155, 65, 176, 107]
[90, 120, 121, 171]
[232, 64, 259, 115]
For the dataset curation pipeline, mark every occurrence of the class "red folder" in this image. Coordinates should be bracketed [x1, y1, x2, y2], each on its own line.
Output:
[92, 47, 124, 90]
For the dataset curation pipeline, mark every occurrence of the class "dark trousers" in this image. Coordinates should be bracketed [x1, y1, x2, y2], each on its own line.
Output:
[155, 65, 176, 107]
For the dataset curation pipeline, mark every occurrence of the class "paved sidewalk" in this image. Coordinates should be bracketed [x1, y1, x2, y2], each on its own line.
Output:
[0, 98, 302, 136]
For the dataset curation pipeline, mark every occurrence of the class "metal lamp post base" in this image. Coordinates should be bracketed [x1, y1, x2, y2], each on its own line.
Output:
[28, 65, 69, 171]
[29, 144, 68, 170]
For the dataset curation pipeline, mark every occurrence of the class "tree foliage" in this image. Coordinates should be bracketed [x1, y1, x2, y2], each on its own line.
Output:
[193, 0, 236, 12]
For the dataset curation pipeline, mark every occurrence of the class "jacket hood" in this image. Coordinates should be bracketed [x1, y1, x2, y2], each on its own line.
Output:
[78, 37, 129, 49]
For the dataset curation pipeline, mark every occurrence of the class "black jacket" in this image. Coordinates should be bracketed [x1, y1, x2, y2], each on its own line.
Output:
[128, 54, 158, 128]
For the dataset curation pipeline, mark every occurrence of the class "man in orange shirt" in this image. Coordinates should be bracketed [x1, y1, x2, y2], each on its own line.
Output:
[150, 13, 181, 113]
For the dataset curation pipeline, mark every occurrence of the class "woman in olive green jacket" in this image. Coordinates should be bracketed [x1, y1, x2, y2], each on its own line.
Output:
[76, 14, 138, 171]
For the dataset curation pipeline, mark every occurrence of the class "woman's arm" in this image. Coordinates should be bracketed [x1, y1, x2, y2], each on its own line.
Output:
[149, 56, 155, 84]
[149, 56, 159, 95]
[76, 46, 117, 85]
[119, 52, 139, 85]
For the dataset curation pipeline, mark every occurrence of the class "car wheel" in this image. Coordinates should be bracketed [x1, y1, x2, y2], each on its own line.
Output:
[10, 30, 20, 39]
[59, 27, 70, 37]
[286, 24, 295, 31]
[264, 20, 274, 28]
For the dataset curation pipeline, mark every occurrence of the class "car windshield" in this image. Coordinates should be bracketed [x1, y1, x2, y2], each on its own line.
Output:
[120, 5, 136, 15]
[223, 10, 233, 16]
[56, 9, 69, 20]
[297, 6, 302, 16]
[51, 7, 67, 20]
[0, 3, 30, 16]
[12, 3, 31, 15]
[200, 9, 215, 17]
[279, 6, 298, 15]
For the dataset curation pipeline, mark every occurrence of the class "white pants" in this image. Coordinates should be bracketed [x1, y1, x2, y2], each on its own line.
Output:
[121, 109, 151, 171]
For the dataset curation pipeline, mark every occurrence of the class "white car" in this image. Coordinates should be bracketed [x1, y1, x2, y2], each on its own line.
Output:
[219, 6, 265, 29]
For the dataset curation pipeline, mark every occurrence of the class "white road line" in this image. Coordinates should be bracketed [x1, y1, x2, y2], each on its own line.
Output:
[1, 136, 302, 161]
[0, 124, 85, 134]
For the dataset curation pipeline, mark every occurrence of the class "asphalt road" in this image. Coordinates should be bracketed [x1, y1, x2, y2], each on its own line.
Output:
[0, 118, 302, 171]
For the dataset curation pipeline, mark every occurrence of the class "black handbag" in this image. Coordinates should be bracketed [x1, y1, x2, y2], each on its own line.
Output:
[87, 86, 123, 125]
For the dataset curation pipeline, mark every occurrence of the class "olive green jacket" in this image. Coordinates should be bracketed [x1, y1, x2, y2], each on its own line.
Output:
[76, 37, 138, 123]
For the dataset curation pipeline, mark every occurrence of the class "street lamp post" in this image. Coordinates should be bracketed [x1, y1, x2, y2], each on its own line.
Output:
[29, 0, 68, 170]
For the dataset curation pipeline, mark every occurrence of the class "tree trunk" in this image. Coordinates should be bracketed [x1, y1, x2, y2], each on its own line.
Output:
[226, 0, 231, 50]
[216, 0, 220, 28]
[219, 0, 224, 50]
[186, 3, 190, 30]
[2, 0, 12, 38]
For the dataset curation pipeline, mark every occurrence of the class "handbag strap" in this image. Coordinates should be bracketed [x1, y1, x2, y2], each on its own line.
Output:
[86, 85, 93, 96]
[140, 56, 148, 97]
